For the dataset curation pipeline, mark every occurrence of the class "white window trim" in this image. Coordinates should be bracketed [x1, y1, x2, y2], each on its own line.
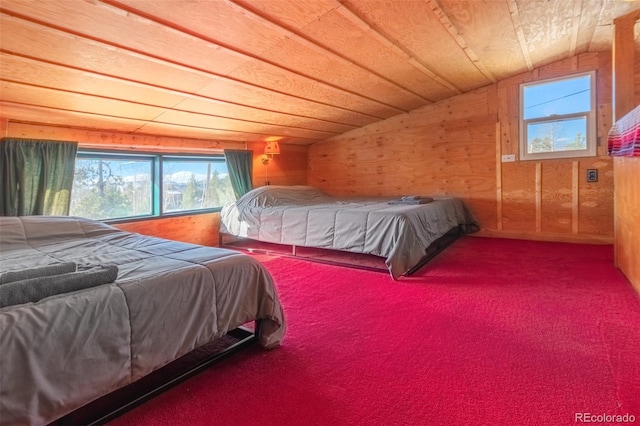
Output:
[519, 70, 597, 161]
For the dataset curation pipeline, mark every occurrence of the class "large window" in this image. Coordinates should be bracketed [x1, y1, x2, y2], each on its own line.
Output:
[519, 71, 596, 161]
[70, 152, 234, 221]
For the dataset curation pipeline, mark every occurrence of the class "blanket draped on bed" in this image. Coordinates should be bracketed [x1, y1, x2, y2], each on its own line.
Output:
[608, 105, 640, 157]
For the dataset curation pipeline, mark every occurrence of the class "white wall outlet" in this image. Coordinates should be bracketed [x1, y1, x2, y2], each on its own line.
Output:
[501, 154, 516, 162]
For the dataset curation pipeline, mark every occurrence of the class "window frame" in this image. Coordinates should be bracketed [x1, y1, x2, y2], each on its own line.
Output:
[519, 71, 597, 161]
[71, 150, 231, 223]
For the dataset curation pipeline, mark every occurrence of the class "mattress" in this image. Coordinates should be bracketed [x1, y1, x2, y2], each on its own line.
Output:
[0, 216, 286, 425]
[220, 186, 479, 279]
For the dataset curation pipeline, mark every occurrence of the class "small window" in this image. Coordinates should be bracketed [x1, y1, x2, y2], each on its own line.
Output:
[519, 71, 596, 161]
[162, 157, 235, 214]
[70, 153, 154, 220]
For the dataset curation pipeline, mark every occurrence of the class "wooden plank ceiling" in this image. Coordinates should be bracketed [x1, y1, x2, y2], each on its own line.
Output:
[1, 0, 639, 146]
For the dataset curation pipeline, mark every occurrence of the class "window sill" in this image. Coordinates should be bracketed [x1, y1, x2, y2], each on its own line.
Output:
[104, 208, 222, 225]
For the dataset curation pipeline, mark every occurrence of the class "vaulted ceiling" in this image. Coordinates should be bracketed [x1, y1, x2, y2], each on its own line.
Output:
[1, 0, 639, 145]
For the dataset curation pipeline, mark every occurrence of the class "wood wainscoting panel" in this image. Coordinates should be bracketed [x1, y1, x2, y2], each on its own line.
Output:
[579, 157, 615, 236]
[614, 156, 640, 293]
[114, 213, 220, 247]
[500, 161, 537, 232]
[611, 10, 640, 293]
[541, 160, 573, 234]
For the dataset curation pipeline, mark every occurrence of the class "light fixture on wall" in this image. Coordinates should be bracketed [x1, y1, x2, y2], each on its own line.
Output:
[261, 140, 280, 185]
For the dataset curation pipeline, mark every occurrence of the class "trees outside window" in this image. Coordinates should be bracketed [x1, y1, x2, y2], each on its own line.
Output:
[70, 153, 234, 221]
[162, 158, 235, 214]
[70, 157, 152, 220]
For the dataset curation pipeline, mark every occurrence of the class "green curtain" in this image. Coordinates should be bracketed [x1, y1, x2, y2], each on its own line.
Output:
[224, 149, 254, 199]
[0, 138, 78, 216]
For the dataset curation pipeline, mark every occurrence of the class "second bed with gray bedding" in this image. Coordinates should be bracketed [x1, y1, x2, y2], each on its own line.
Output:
[220, 186, 479, 279]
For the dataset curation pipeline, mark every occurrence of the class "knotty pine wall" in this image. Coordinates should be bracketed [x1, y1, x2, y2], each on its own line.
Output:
[309, 52, 614, 244]
[0, 121, 308, 245]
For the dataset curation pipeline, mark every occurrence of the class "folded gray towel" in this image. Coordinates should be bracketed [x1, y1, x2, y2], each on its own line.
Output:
[0, 262, 77, 285]
[388, 198, 434, 205]
[401, 196, 434, 202]
[0, 265, 118, 308]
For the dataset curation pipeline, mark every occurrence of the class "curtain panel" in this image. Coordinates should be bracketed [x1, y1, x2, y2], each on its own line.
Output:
[0, 138, 78, 216]
[224, 149, 254, 199]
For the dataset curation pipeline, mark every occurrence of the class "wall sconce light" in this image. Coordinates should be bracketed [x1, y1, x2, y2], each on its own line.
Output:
[261, 140, 280, 185]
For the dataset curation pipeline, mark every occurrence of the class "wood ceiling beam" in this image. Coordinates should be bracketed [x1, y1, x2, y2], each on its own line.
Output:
[226, 0, 432, 106]
[335, 0, 462, 95]
[586, 0, 640, 53]
[0, 101, 147, 133]
[103, 0, 415, 113]
[569, 0, 583, 57]
[0, 100, 323, 143]
[0, 81, 333, 140]
[0, 52, 356, 134]
[424, 0, 497, 84]
[1, 4, 397, 121]
[507, 0, 534, 71]
[580, 0, 602, 54]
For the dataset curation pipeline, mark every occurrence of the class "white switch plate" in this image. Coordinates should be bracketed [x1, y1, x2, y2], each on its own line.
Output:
[501, 154, 516, 162]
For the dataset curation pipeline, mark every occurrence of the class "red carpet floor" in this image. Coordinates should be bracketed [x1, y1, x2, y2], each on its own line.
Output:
[109, 237, 640, 426]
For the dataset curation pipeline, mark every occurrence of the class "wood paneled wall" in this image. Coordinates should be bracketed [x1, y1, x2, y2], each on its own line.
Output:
[247, 140, 308, 188]
[614, 157, 640, 293]
[613, 13, 640, 294]
[309, 91, 498, 230]
[497, 53, 613, 242]
[1, 122, 308, 244]
[309, 52, 614, 244]
[114, 213, 220, 246]
[635, 21, 640, 105]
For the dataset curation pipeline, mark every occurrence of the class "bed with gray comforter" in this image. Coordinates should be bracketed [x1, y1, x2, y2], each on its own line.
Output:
[0, 216, 286, 426]
[220, 186, 479, 279]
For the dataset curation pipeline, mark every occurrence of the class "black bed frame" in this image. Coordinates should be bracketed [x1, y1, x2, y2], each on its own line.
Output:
[405, 225, 463, 275]
[219, 225, 463, 276]
[52, 323, 260, 425]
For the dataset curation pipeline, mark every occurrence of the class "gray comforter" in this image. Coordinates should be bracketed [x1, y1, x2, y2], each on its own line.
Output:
[0, 216, 286, 426]
[220, 186, 479, 279]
